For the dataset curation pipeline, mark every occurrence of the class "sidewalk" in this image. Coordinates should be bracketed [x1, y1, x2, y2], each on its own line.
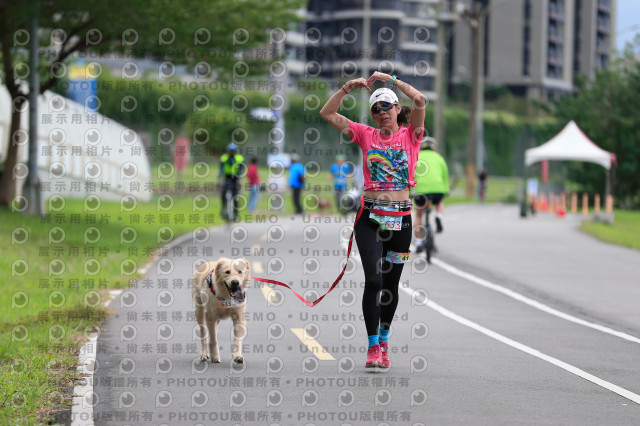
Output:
[435, 204, 640, 333]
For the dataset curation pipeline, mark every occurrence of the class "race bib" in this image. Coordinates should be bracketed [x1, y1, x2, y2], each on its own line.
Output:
[369, 206, 403, 231]
[214, 293, 246, 309]
[386, 251, 411, 264]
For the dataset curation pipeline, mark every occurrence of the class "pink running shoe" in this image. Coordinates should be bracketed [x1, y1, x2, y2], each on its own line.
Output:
[379, 341, 390, 368]
[365, 344, 382, 368]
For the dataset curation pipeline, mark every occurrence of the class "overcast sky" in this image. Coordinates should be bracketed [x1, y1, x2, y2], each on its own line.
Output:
[616, 0, 640, 51]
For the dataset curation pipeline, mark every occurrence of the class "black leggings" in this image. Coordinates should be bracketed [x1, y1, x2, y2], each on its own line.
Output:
[292, 187, 303, 214]
[354, 208, 413, 336]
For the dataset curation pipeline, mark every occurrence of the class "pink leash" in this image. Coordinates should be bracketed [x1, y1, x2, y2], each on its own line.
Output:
[251, 197, 411, 307]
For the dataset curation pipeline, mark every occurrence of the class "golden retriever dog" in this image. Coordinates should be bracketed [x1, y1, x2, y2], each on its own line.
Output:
[192, 258, 251, 363]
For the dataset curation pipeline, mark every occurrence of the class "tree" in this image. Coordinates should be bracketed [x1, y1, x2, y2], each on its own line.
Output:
[552, 40, 640, 208]
[0, 0, 304, 207]
[184, 104, 251, 155]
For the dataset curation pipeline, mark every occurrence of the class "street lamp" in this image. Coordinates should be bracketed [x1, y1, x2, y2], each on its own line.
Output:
[458, 0, 486, 198]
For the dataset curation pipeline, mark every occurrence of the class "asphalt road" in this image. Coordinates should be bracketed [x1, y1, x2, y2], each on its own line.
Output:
[92, 204, 640, 425]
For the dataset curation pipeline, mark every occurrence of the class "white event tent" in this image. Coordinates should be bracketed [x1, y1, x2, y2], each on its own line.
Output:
[525, 120, 617, 170]
[524, 120, 617, 199]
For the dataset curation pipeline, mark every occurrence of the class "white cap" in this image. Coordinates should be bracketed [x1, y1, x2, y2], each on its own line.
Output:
[369, 88, 399, 109]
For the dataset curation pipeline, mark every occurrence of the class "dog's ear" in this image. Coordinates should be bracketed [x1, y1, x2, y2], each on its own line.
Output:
[241, 258, 251, 287]
[214, 259, 226, 282]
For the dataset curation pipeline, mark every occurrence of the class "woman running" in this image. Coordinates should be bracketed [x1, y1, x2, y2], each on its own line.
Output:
[320, 71, 425, 368]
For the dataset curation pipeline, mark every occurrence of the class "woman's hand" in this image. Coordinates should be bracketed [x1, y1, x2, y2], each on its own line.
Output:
[343, 77, 369, 94]
[366, 71, 391, 88]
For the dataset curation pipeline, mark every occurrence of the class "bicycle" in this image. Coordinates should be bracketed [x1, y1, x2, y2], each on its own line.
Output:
[423, 200, 437, 264]
[221, 178, 237, 225]
[416, 199, 436, 264]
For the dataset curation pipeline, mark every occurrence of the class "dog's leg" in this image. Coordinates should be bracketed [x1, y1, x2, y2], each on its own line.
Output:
[195, 300, 210, 362]
[208, 319, 221, 363]
[231, 313, 246, 363]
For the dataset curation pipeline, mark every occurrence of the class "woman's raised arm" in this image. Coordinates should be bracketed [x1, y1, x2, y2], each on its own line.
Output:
[320, 78, 369, 134]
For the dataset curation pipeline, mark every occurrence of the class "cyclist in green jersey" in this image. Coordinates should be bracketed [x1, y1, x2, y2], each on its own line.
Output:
[413, 138, 449, 252]
[218, 143, 245, 221]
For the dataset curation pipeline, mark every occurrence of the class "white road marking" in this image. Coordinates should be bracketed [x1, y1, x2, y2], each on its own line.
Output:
[291, 328, 336, 361]
[253, 261, 281, 303]
[406, 290, 640, 406]
[260, 285, 279, 303]
[431, 257, 640, 344]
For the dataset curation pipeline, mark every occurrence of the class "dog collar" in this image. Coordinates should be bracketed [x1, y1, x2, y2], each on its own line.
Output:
[205, 272, 215, 294]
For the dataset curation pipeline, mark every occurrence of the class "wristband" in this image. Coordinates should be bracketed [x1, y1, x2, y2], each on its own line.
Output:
[341, 86, 349, 95]
[389, 75, 398, 86]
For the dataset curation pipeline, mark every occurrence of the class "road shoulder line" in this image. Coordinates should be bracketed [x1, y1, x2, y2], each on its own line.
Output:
[414, 293, 640, 405]
[432, 257, 640, 344]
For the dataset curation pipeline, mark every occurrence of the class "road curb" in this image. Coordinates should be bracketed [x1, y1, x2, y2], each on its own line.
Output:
[69, 228, 197, 425]
[71, 289, 122, 426]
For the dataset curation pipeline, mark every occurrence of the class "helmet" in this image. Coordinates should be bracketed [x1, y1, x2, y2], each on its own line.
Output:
[421, 137, 437, 150]
[227, 142, 238, 152]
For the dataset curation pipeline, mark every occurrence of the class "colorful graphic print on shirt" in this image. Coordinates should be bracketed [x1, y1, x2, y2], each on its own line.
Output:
[366, 149, 409, 190]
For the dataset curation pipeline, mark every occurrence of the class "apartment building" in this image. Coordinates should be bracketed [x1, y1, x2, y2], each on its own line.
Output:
[449, 0, 616, 101]
[283, 0, 441, 101]
[280, 0, 615, 105]
[574, 0, 616, 77]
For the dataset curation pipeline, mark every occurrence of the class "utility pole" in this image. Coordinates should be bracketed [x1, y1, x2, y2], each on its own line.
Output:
[460, 0, 519, 198]
[434, 0, 459, 157]
[465, 1, 482, 198]
[360, 0, 371, 125]
[272, 36, 285, 157]
[434, 1, 446, 151]
[355, 0, 372, 190]
[26, 0, 42, 215]
[475, 1, 486, 177]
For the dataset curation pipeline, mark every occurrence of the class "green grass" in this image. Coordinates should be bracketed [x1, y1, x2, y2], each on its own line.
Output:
[580, 210, 640, 250]
[448, 176, 521, 204]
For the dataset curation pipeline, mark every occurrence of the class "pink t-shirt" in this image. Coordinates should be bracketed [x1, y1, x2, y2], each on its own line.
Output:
[349, 121, 424, 191]
[247, 163, 260, 185]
